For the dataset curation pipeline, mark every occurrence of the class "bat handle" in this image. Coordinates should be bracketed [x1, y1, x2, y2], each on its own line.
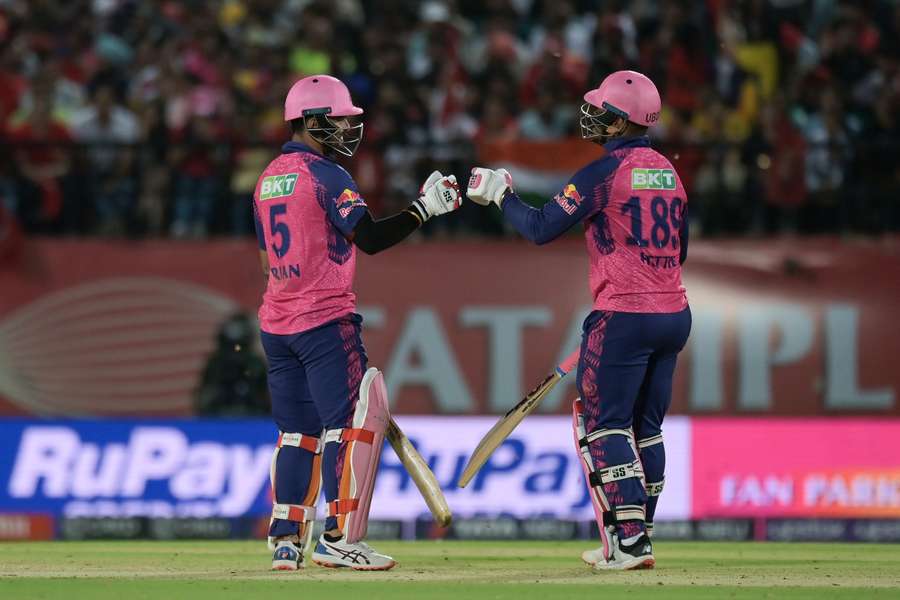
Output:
[556, 348, 580, 376]
[386, 417, 402, 443]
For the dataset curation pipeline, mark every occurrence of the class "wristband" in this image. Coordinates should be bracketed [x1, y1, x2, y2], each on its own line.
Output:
[405, 207, 424, 226]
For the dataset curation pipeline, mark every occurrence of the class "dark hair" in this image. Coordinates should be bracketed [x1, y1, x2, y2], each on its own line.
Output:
[290, 118, 305, 135]
[624, 122, 648, 137]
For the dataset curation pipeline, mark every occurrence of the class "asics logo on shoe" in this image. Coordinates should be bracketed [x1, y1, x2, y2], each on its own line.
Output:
[325, 542, 370, 564]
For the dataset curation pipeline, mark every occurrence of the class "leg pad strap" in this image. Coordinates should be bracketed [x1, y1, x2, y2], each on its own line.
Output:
[326, 498, 360, 517]
[647, 478, 665, 496]
[579, 428, 633, 447]
[278, 432, 323, 453]
[272, 503, 316, 523]
[324, 427, 376, 445]
[587, 459, 645, 487]
[615, 504, 645, 522]
[637, 434, 663, 449]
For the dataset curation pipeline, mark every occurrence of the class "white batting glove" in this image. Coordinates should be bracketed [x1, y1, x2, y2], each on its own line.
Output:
[418, 169, 443, 197]
[467, 167, 512, 208]
[410, 171, 462, 222]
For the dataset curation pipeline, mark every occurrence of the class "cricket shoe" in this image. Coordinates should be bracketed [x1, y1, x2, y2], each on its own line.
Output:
[312, 535, 397, 571]
[591, 533, 655, 571]
[271, 540, 305, 571]
[581, 526, 618, 566]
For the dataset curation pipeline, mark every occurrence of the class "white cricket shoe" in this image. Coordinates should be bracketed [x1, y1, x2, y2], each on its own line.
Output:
[312, 534, 397, 571]
[582, 526, 617, 566]
[582, 546, 606, 566]
[271, 540, 304, 571]
[591, 533, 655, 571]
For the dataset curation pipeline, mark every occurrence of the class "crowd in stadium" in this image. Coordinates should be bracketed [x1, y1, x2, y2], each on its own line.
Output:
[0, 0, 897, 239]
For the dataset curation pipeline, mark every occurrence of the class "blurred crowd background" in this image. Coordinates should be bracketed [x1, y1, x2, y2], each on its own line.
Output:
[0, 0, 897, 241]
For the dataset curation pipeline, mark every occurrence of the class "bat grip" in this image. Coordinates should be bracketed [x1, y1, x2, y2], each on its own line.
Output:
[557, 348, 580, 375]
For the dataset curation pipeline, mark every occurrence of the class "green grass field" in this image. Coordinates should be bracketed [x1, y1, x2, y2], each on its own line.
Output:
[1, 540, 899, 599]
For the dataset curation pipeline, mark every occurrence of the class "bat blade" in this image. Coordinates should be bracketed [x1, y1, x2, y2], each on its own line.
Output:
[386, 417, 452, 527]
[457, 349, 579, 489]
[456, 372, 560, 488]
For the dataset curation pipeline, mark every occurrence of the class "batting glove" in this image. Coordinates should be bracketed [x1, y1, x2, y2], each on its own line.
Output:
[467, 167, 512, 208]
[410, 170, 462, 223]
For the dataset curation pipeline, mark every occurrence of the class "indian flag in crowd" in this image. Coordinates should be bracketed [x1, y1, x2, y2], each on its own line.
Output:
[477, 138, 605, 199]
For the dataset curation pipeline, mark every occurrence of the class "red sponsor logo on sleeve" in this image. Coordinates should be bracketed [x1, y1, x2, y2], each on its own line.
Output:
[554, 184, 582, 215]
[336, 188, 366, 218]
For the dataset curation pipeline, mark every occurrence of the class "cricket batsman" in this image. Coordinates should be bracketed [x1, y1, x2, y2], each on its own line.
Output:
[253, 75, 462, 571]
[467, 70, 691, 570]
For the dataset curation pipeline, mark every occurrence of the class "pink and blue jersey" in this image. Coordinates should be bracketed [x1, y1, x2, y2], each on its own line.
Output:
[501, 136, 688, 313]
[253, 142, 368, 334]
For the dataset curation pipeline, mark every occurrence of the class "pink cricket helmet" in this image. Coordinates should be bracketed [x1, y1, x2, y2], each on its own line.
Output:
[284, 75, 364, 157]
[583, 70, 661, 127]
[283, 74, 363, 122]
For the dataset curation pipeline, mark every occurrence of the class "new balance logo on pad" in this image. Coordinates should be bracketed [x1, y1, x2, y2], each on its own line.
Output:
[631, 168, 675, 190]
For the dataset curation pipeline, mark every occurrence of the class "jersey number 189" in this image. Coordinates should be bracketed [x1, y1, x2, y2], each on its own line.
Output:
[622, 196, 684, 250]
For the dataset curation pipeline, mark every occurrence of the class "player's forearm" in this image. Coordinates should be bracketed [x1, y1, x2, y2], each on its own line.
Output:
[500, 190, 567, 245]
[351, 210, 420, 255]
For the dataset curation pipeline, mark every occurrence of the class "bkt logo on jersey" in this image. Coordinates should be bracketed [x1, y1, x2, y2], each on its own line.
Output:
[260, 173, 299, 200]
[554, 184, 582, 215]
[336, 188, 366, 218]
[632, 168, 676, 190]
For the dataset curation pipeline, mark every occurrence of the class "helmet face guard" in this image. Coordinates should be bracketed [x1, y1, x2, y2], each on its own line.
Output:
[580, 101, 629, 143]
[303, 108, 364, 157]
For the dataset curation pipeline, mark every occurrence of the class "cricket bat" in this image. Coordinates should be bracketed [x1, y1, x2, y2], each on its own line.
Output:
[386, 416, 452, 527]
[457, 349, 580, 488]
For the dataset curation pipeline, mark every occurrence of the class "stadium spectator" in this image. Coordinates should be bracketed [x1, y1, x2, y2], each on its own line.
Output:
[0, 0, 895, 238]
[169, 115, 228, 238]
[756, 95, 808, 233]
[6, 90, 71, 233]
[518, 88, 575, 140]
[134, 100, 171, 236]
[71, 83, 141, 235]
[797, 86, 854, 233]
[476, 95, 519, 144]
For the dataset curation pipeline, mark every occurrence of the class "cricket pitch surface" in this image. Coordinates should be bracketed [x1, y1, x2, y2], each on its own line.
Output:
[2, 540, 899, 599]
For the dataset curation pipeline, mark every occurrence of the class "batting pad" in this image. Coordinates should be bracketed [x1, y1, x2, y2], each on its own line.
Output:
[325, 367, 390, 543]
[572, 398, 614, 560]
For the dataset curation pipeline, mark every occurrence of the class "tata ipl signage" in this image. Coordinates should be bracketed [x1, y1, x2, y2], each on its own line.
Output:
[0, 417, 692, 520]
[2, 240, 898, 419]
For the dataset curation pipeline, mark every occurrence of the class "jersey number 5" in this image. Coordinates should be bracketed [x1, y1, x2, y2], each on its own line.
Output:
[622, 196, 684, 250]
[270, 203, 291, 258]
